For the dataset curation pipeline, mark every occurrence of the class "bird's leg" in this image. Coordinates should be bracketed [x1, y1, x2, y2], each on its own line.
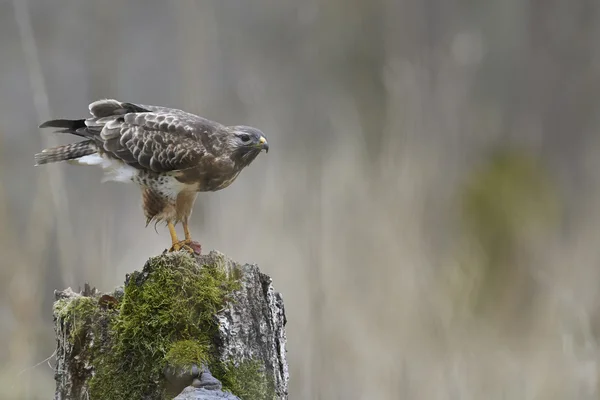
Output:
[167, 221, 182, 251]
[182, 218, 201, 255]
[168, 220, 198, 254]
[183, 219, 192, 243]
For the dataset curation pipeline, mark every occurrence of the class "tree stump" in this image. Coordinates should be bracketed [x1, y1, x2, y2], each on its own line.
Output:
[52, 250, 289, 400]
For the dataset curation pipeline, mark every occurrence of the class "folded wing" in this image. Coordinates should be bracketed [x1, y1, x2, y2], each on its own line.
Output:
[42, 99, 224, 174]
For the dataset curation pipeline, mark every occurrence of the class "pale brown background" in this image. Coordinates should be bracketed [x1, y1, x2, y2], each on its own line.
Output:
[2, 0, 600, 399]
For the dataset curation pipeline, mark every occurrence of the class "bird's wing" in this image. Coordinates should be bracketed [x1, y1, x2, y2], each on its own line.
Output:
[84, 100, 222, 173]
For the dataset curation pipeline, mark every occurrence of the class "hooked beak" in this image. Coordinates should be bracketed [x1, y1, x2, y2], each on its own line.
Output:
[259, 136, 269, 153]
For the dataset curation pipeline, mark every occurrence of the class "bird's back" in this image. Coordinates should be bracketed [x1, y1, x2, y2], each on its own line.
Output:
[37, 99, 223, 174]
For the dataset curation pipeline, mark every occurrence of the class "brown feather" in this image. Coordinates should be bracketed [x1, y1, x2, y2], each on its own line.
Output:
[142, 187, 167, 224]
[142, 185, 198, 226]
[34, 141, 96, 166]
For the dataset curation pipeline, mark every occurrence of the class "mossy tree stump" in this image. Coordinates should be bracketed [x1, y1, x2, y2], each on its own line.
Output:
[53, 250, 289, 400]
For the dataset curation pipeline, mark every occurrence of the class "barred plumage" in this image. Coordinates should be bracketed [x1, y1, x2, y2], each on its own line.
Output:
[34, 140, 96, 165]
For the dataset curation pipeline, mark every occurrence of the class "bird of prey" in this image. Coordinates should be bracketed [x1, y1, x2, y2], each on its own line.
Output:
[35, 99, 269, 254]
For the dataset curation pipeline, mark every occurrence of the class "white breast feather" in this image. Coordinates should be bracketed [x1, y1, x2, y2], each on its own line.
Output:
[74, 153, 196, 197]
[154, 176, 195, 200]
[75, 153, 138, 183]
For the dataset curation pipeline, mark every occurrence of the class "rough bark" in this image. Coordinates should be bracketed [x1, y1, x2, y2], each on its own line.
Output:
[216, 262, 289, 398]
[53, 250, 289, 400]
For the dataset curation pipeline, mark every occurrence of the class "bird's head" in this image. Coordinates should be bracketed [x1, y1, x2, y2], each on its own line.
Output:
[228, 125, 269, 166]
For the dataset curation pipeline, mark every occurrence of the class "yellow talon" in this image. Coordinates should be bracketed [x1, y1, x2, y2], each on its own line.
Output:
[166, 220, 199, 254]
[169, 238, 194, 254]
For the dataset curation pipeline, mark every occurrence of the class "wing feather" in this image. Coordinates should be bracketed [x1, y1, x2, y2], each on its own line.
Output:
[81, 100, 223, 173]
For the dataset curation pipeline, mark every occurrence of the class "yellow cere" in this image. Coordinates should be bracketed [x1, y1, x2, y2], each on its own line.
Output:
[259, 136, 266, 144]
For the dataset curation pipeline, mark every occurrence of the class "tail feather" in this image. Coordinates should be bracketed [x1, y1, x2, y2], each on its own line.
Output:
[39, 118, 86, 130]
[35, 140, 97, 166]
[39, 118, 89, 137]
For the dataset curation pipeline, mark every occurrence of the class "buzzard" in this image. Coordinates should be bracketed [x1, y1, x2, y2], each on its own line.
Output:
[35, 99, 269, 254]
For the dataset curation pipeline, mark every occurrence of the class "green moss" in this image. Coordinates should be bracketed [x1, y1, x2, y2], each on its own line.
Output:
[165, 339, 211, 370]
[213, 359, 275, 400]
[55, 295, 102, 345]
[55, 293, 118, 399]
[85, 251, 241, 400]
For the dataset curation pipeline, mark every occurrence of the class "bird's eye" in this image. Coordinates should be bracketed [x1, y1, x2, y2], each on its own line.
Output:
[240, 134, 251, 142]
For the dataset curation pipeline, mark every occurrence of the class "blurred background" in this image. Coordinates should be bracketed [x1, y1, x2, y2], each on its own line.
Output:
[2, 0, 600, 398]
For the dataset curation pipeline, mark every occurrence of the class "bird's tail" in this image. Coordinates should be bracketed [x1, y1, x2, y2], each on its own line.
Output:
[38, 118, 87, 136]
[34, 140, 97, 166]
